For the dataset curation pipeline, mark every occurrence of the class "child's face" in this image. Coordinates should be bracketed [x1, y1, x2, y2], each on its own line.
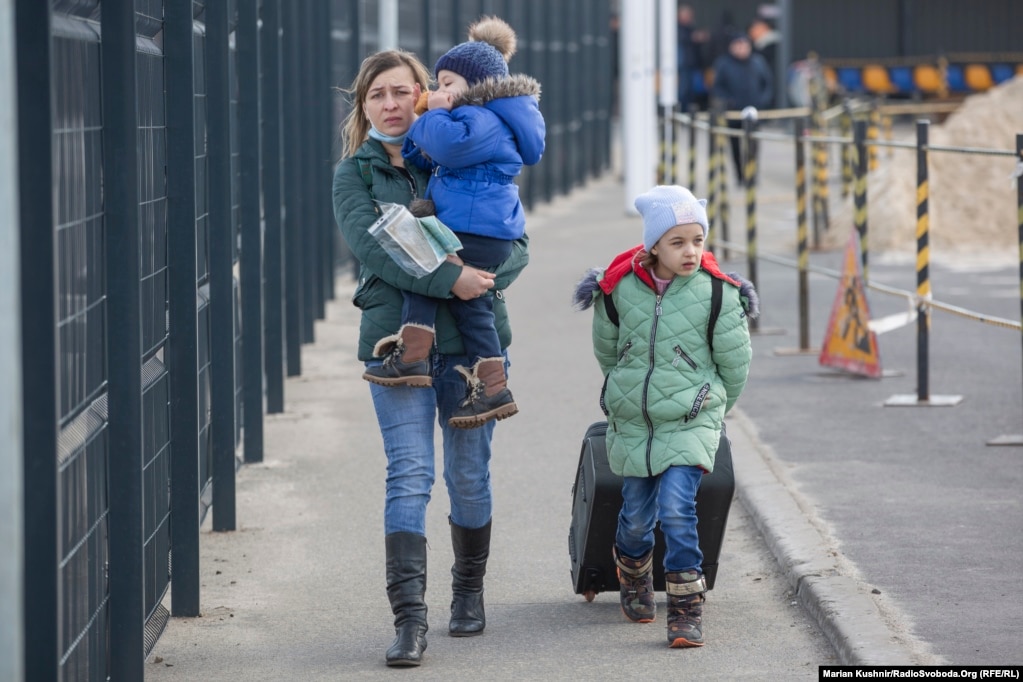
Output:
[436, 69, 469, 96]
[650, 223, 705, 280]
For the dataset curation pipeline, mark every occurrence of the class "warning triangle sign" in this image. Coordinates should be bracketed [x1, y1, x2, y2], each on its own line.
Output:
[819, 233, 882, 378]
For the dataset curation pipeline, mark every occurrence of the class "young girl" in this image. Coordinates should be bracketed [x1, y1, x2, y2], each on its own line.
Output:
[573, 185, 758, 648]
[363, 16, 546, 431]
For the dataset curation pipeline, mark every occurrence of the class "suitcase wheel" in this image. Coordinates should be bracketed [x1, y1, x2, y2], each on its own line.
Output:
[583, 590, 596, 602]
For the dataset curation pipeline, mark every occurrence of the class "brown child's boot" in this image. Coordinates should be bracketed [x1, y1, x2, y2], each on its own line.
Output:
[613, 546, 656, 623]
[363, 323, 434, 387]
[665, 571, 707, 647]
[447, 358, 518, 429]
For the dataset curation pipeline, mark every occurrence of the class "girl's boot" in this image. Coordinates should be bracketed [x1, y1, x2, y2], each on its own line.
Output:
[613, 546, 656, 623]
[363, 323, 434, 387]
[384, 532, 429, 666]
[665, 571, 707, 647]
[448, 517, 491, 636]
[447, 358, 518, 429]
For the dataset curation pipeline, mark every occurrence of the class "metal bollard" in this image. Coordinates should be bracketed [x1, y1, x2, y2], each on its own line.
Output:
[742, 107, 759, 332]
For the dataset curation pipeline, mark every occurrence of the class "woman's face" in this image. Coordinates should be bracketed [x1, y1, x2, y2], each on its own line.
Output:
[363, 65, 421, 138]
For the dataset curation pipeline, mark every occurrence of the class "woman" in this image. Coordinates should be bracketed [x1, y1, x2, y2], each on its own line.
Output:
[332, 49, 529, 667]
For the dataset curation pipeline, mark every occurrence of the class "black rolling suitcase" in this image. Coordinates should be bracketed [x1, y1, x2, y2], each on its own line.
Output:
[568, 420, 735, 600]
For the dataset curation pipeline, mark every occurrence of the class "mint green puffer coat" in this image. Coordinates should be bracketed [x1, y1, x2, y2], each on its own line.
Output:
[574, 247, 755, 478]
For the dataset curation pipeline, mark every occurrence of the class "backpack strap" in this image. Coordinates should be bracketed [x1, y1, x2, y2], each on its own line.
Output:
[707, 276, 723, 353]
[602, 275, 722, 351]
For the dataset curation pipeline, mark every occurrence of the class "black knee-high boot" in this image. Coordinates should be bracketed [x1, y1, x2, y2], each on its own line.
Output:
[449, 518, 491, 636]
[385, 532, 428, 666]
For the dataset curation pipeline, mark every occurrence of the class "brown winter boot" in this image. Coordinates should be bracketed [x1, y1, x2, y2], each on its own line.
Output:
[447, 358, 518, 429]
[363, 323, 434, 387]
[613, 546, 656, 623]
[665, 571, 707, 647]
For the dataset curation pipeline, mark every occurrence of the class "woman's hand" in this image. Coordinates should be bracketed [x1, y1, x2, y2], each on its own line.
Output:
[452, 266, 496, 301]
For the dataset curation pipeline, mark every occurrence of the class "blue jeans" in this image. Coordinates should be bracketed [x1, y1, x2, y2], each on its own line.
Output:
[616, 465, 704, 573]
[367, 351, 504, 535]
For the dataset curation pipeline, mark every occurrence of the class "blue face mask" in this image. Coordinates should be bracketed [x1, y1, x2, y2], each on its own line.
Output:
[368, 125, 406, 146]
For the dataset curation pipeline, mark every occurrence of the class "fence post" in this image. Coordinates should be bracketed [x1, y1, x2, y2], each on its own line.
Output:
[742, 107, 759, 333]
[165, 0, 201, 617]
[238, 0, 264, 463]
[207, 0, 237, 532]
[840, 101, 853, 198]
[103, 0, 146, 676]
[14, 0, 58, 678]
[262, 0, 285, 413]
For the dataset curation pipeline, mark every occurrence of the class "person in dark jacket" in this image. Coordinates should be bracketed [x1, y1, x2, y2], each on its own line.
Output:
[366, 16, 545, 431]
[711, 33, 773, 185]
[332, 48, 529, 667]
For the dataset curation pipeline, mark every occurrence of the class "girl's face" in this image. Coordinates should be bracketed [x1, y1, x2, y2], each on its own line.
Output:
[435, 69, 469, 96]
[363, 65, 421, 138]
[650, 223, 705, 280]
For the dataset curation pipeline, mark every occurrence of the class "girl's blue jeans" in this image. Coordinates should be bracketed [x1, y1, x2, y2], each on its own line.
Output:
[616, 464, 704, 574]
[367, 351, 504, 536]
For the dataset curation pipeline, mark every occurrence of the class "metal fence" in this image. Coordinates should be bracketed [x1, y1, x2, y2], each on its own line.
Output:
[12, 0, 611, 679]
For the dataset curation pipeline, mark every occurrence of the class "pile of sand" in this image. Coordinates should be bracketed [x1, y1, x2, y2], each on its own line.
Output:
[825, 77, 1023, 260]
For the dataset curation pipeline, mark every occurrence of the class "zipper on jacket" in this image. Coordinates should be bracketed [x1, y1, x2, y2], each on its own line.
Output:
[617, 339, 633, 363]
[672, 345, 697, 370]
[641, 294, 663, 478]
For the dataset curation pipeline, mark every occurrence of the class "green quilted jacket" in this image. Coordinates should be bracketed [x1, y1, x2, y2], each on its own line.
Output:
[332, 138, 529, 361]
[574, 246, 755, 478]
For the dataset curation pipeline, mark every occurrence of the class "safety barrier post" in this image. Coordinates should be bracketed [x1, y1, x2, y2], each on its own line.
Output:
[742, 108, 759, 332]
[868, 100, 880, 171]
[716, 108, 730, 258]
[884, 120, 962, 408]
[840, 102, 853, 198]
[705, 106, 719, 253]
[796, 118, 811, 349]
[915, 120, 931, 401]
[990, 135, 1023, 443]
[687, 105, 697, 190]
[853, 119, 869, 282]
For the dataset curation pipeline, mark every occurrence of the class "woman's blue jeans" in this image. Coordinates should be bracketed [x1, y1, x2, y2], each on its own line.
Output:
[616, 465, 704, 574]
[367, 351, 502, 536]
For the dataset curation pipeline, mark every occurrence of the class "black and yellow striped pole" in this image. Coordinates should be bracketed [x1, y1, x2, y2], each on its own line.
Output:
[840, 102, 853, 198]
[795, 118, 811, 350]
[716, 108, 730, 258]
[868, 100, 881, 171]
[1016, 134, 1022, 433]
[687, 105, 698, 190]
[853, 119, 869, 282]
[705, 107, 719, 254]
[915, 120, 931, 402]
[742, 107, 759, 332]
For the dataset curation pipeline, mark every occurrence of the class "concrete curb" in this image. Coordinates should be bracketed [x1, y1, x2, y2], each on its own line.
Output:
[726, 409, 936, 666]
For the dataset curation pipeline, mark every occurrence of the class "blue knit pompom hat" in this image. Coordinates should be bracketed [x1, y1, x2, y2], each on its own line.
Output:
[434, 16, 517, 87]
[634, 185, 709, 251]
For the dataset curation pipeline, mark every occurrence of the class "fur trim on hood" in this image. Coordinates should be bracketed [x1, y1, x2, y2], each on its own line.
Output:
[452, 73, 542, 108]
[572, 246, 760, 319]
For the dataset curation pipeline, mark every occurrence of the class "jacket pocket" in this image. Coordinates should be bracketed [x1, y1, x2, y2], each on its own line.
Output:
[685, 383, 712, 422]
[672, 344, 697, 370]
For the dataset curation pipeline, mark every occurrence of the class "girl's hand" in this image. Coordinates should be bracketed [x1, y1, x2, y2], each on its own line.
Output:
[452, 266, 496, 301]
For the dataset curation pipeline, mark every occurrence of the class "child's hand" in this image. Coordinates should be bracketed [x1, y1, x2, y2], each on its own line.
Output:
[428, 90, 455, 111]
[414, 91, 430, 115]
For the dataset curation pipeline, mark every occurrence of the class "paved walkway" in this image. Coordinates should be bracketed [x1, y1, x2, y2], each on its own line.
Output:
[146, 123, 1022, 679]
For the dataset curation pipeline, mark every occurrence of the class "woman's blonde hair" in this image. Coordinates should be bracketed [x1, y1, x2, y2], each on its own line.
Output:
[338, 50, 432, 160]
